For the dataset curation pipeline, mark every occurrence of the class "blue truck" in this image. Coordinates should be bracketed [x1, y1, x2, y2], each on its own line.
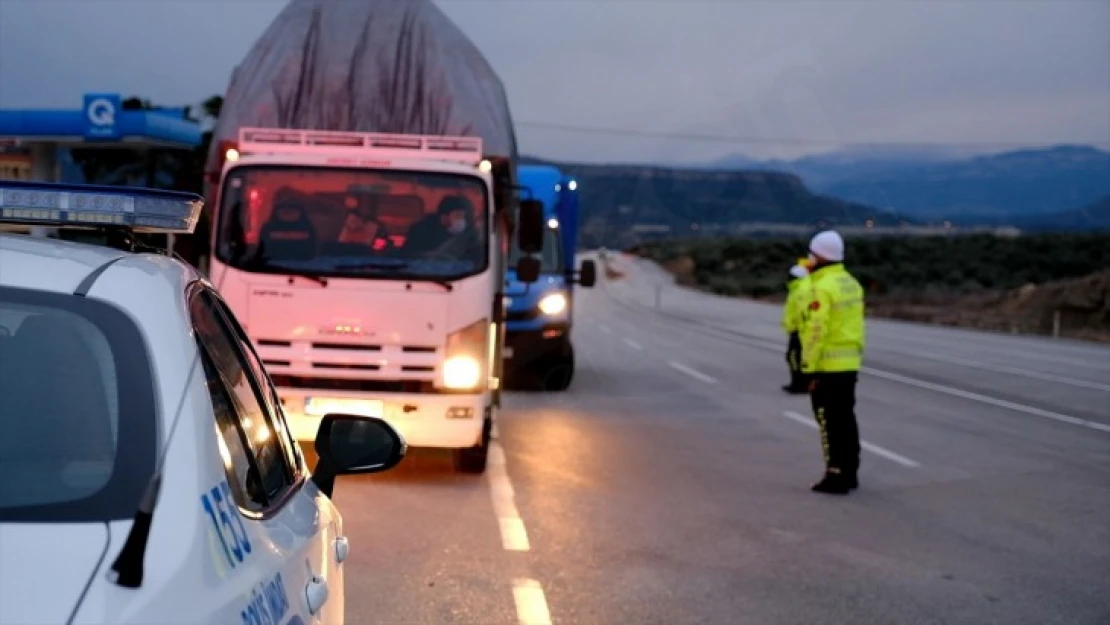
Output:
[503, 164, 597, 391]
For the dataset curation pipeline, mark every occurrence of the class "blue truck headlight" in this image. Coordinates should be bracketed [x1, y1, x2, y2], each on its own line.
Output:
[538, 292, 567, 316]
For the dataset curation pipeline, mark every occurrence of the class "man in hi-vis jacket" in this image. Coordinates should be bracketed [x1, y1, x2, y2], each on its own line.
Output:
[800, 230, 866, 495]
[781, 262, 811, 394]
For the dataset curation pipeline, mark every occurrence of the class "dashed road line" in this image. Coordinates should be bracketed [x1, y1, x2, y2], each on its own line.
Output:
[669, 360, 717, 384]
[622, 337, 644, 350]
[612, 290, 1110, 436]
[512, 578, 553, 625]
[782, 410, 921, 468]
[487, 440, 552, 622]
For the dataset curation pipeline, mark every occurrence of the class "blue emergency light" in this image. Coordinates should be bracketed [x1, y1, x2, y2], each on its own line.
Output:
[0, 180, 203, 234]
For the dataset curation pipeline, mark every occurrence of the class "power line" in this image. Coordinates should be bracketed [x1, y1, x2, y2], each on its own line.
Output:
[515, 120, 1093, 149]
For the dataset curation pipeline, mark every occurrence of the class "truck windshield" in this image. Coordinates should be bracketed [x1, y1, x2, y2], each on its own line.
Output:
[509, 226, 563, 273]
[216, 165, 490, 280]
[0, 286, 157, 522]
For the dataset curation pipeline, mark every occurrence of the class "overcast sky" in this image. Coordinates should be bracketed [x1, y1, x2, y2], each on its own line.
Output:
[0, 0, 1107, 163]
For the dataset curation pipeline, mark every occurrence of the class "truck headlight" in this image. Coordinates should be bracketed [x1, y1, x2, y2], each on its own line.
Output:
[443, 318, 489, 390]
[443, 356, 482, 389]
[538, 292, 567, 316]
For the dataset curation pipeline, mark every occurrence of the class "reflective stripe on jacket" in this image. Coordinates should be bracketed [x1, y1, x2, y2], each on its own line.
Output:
[800, 263, 866, 373]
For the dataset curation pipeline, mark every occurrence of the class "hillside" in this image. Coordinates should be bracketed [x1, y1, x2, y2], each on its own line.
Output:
[520, 157, 906, 249]
[711, 144, 985, 187]
[1012, 195, 1110, 232]
[869, 268, 1110, 343]
[627, 232, 1110, 299]
[626, 233, 1110, 342]
[818, 145, 1110, 222]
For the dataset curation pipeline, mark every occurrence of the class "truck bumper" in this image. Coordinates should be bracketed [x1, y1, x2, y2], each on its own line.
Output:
[504, 323, 571, 370]
[277, 388, 488, 449]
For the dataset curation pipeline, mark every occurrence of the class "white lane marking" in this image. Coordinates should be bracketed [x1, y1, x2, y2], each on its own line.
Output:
[669, 360, 718, 384]
[893, 349, 1110, 392]
[487, 441, 531, 551]
[513, 578, 553, 625]
[499, 518, 531, 551]
[611, 276, 1110, 433]
[863, 367, 1110, 434]
[623, 337, 644, 350]
[783, 411, 921, 468]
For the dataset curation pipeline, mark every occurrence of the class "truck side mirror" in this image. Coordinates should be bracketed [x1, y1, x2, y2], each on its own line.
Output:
[578, 259, 597, 288]
[516, 256, 541, 283]
[518, 199, 544, 254]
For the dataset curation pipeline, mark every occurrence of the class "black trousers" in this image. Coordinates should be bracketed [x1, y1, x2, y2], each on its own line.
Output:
[809, 371, 861, 476]
[785, 332, 804, 388]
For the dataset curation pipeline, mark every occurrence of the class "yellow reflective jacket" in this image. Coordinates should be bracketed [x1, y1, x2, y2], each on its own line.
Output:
[800, 264, 866, 373]
[781, 275, 810, 334]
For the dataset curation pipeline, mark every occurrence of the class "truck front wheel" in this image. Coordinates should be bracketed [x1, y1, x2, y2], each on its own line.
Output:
[543, 343, 575, 392]
[455, 412, 492, 474]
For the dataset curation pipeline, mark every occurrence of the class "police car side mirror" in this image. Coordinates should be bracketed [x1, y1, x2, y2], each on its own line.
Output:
[515, 255, 541, 283]
[578, 260, 597, 288]
[311, 414, 407, 498]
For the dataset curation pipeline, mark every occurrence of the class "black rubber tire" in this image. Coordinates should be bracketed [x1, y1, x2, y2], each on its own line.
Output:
[455, 415, 492, 474]
[543, 343, 575, 392]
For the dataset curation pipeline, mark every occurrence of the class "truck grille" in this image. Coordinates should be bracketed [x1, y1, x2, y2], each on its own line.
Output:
[254, 337, 441, 381]
[506, 308, 540, 322]
[269, 374, 436, 394]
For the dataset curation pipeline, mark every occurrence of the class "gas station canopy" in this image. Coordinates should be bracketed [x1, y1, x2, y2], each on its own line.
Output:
[0, 93, 202, 149]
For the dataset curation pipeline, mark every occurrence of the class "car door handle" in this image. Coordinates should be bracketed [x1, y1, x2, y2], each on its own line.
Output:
[335, 536, 350, 564]
[305, 575, 329, 615]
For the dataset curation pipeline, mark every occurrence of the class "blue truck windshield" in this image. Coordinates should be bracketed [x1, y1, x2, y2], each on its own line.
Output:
[510, 226, 563, 274]
[216, 165, 490, 281]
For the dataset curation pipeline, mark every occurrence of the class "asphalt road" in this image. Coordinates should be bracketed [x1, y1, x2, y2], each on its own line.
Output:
[333, 253, 1110, 625]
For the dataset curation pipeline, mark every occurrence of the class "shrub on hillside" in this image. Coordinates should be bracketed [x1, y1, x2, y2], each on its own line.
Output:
[627, 233, 1110, 298]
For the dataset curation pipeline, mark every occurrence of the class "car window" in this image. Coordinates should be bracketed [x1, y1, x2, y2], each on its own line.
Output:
[0, 286, 157, 522]
[190, 288, 293, 510]
[207, 293, 305, 477]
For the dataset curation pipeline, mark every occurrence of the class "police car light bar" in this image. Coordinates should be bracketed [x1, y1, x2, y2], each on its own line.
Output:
[0, 181, 203, 234]
[237, 127, 485, 165]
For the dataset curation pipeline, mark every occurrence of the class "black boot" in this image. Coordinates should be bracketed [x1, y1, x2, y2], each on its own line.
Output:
[811, 471, 852, 495]
[782, 377, 808, 394]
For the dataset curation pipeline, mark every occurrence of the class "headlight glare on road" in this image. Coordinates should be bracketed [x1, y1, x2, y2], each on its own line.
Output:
[538, 292, 567, 316]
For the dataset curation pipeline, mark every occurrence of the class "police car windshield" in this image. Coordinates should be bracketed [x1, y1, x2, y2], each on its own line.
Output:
[0, 287, 157, 522]
[216, 165, 490, 281]
[509, 226, 563, 273]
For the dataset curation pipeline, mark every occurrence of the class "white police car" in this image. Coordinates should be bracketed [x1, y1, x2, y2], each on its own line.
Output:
[0, 181, 406, 625]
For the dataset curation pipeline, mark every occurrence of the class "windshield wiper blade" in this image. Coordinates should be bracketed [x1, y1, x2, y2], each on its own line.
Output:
[335, 260, 411, 271]
[287, 272, 328, 286]
[332, 262, 454, 291]
[423, 279, 454, 292]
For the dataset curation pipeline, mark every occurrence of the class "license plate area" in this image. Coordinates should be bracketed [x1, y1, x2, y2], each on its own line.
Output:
[304, 397, 384, 418]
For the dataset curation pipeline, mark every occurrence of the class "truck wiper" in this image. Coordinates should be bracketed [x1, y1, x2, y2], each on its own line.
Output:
[421, 279, 454, 292]
[335, 261, 454, 291]
[336, 259, 411, 271]
[287, 272, 328, 286]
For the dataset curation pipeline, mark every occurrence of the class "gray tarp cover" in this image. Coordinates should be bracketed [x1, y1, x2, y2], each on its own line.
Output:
[207, 0, 518, 173]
